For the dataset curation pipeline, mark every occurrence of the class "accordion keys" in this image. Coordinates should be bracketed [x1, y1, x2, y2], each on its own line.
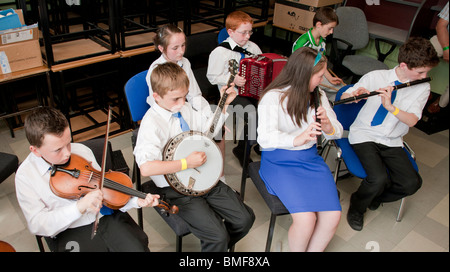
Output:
[238, 53, 287, 100]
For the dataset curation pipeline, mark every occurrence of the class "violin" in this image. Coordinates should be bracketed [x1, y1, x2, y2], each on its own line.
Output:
[49, 154, 178, 215]
[0, 241, 15, 252]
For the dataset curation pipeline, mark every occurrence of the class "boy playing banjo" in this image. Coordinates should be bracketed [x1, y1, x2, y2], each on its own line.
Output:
[134, 62, 255, 252]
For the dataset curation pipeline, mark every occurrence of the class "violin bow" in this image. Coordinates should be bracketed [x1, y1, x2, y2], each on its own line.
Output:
[91, 106, 112, 239]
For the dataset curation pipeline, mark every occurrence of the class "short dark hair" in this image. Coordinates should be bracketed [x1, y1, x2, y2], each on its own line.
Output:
[398, 37, 439, 69]
[313, 7, 339, 26]
[24, 107, 69, 147]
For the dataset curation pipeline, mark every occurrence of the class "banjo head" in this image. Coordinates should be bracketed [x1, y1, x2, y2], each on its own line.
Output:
[163, 131, 223, 196]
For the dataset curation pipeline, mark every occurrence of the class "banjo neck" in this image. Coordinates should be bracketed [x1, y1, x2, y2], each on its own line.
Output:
[206, 59, 238, 139]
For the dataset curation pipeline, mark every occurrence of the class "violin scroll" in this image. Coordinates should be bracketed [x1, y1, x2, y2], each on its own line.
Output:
[157, 199, 179, 216]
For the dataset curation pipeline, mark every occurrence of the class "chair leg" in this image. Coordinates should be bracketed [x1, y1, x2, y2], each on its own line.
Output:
[137, 209, 143, 230]
[333, 157, 342, 184]
[321, 140, 332, 161]
[233, 112, 237, 144]
[176, 235, 183, 252]
[265, 213, 277, 252]
[396, 197, 406, 222]
[240, 114, 249, 200]
[229, 244, 235, 252]
[36, 235, 45, 252]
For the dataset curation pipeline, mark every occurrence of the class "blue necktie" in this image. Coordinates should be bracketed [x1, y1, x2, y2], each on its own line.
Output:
[370, 81, 400, 126]
[173, 112, 190, 132]
[100, 206, 114, 215]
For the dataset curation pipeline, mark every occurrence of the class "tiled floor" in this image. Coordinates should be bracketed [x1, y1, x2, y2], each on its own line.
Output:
[0, 116, 448, 252]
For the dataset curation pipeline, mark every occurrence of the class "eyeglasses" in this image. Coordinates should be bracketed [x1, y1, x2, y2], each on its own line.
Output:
[235, 30, 253, 36]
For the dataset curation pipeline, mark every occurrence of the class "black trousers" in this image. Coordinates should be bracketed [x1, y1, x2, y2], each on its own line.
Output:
[45, 211, 149, 252]
[350, 142, 422, 214]
[159, 181, 255, 252]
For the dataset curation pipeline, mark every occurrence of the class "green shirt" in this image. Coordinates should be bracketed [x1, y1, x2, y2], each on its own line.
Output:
[292, 29, 326, 53]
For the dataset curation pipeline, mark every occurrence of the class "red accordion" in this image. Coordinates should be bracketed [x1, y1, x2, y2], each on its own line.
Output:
[238, 53, 287, 100]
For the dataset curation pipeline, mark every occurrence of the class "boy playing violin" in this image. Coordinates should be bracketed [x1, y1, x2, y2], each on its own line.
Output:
[15, 106, 159, 252]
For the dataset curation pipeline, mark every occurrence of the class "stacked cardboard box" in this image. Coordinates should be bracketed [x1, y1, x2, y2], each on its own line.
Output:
[0, 9, 42, 74]
[273, 0, 343, 34]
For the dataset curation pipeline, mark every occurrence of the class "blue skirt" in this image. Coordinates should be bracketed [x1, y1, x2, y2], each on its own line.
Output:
[259, 147, 341, 213]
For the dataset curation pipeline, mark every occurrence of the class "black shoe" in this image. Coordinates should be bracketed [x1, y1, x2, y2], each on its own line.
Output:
[232, 145, 252, 167]
[368, 200, 382, 211]
[347, 207, 364, 231]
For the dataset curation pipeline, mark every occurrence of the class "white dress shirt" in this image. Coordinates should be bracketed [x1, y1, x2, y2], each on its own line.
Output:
[134, 101, 228, 188]
[258, 87, 343, 150]
[15, 143, 139, 237]
[207, 37, 262, 91]
[343, 67, 430, 147]
[146, 55, 212, 117]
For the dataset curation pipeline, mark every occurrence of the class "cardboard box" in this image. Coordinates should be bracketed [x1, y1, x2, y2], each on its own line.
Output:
[0, 24, 39, 46]
[273, 0, 343, 34]
[0, 40, 43, 74]
[282, 0, 343, 7]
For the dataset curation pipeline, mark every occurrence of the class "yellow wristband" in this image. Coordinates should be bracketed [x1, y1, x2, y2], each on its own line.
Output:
[325, 126, 336, 136]
[181, 158, 187, 171]
[392, 107, 400, 116]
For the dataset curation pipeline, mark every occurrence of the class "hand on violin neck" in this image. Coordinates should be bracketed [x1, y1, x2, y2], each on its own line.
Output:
[138, 193, 160, 208]
[77, 190, 103, 214]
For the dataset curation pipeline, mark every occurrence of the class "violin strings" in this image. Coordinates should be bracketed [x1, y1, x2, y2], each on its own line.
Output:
[74, 171, 173, 211]
[74, 170, 146, 199]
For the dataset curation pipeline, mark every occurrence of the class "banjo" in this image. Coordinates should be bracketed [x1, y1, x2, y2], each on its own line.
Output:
[163, 59, 239, 196]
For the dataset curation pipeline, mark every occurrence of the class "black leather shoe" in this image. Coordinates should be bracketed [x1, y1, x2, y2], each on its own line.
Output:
[368, 200, 382, 211]
[347, 207, 364, 231]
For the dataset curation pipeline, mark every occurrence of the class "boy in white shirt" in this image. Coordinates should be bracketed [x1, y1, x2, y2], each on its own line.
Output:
[134, 62, 255, 252]
[15, 107, 159, 251]
[207, 11, 263, 166]
[340, 37, 439, 231]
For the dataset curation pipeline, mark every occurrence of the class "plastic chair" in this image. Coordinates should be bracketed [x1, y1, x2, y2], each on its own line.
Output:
[123, 70, 191, 251]
[184, 32, 220, 103]
[217, 27, 229, 44]
[0, 152, 19, 251]
[0, 152, 19, 184]
[240, 137, 289, 251]
[330, 7, 397, 83]
[124, 70, 150, 129]
[248, 161, 289, 251]
[332, 85, 418, 222]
